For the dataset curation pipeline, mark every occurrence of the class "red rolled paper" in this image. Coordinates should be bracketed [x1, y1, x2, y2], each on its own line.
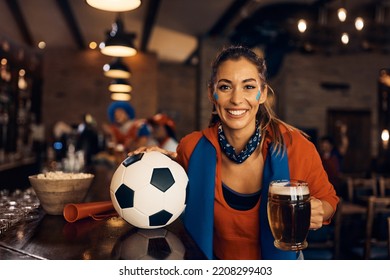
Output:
[63, 201, 115, 223]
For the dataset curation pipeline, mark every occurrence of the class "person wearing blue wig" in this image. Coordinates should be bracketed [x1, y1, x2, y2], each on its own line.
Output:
[128, 46, 339, 260]
[102, 101, 153, 153]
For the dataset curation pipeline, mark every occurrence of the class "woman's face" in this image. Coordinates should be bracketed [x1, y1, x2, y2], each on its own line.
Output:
[211, 58, 267, 133]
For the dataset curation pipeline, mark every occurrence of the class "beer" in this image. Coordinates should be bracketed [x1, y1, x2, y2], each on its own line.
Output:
[267, 180, 311, 251]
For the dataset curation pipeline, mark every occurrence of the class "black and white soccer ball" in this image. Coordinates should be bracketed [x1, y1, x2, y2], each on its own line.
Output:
[110, 151, 188, 229]
[112, 228, 186, 260]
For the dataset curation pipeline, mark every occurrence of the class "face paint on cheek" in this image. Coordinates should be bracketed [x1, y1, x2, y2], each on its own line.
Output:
[213, 92, 219, 101]
[256, 90, 261, 101]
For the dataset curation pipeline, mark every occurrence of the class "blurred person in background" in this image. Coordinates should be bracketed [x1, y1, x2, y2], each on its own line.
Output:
[102, 101, 154, 154]
[76, 113, 100, 166]
[52, 121, 73, 162]
[318, 136, 343, 193]
[318, 122, 349, 198]
[148, 113, 178, 153]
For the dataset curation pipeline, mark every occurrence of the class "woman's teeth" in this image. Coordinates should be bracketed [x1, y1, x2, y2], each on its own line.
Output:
[228, 110, 246, 116]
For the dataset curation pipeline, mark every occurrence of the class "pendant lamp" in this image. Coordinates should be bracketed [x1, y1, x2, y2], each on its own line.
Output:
[109, 79, 132, 93]
[103, 58, 131, 79]
[86, 0, 141, 12]
[111, 92, 131, 101]
[100, 17, 137, 57]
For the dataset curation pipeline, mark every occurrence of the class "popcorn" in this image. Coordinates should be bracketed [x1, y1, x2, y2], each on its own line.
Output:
[36, 171, 93, 180]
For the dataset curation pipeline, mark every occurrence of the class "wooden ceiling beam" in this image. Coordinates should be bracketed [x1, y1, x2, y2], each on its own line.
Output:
[207, 0, 252, 37]
[55, 0, 86, 50]
[5, 0, 34, 47]
[184, 0, 252, 65]
[140, 0, 162, 52]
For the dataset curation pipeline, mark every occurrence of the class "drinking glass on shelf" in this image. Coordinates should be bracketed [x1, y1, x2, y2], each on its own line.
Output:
[267, 180, 311, 251]
[0, 187, 41, 235]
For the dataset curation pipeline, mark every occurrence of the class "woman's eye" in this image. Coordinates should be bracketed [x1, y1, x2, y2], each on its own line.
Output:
[244, 85, 256, 90]
[218, 85, 231, 91]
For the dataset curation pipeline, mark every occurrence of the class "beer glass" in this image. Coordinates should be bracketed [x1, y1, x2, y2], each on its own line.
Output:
[267, 180, 311, 251]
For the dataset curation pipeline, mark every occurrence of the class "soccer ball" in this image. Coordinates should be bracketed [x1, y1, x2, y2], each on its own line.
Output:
[110, 151, 188, 229]
[112, 228, 185, 260]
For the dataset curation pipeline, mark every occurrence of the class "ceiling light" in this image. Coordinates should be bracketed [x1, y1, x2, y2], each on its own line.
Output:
[103, 58, 131, 79]
[382, 129, 390, 141]
[89, 41, 98, 49]
[355, 17, 364, 31]
[1, 58, 11, 82]
[38, 41, 46, 49]
[111, 92, 131, 101]
[100, 17, 137, 57]
[297, 19, 307, 33]
[86, 0, 141, 12]
[382, 129, 389, 149]
[341, 33, 349, 45]
[108, 79, 132, 93]
[337, 8, 347, 22]
[18, 69, 27, 90]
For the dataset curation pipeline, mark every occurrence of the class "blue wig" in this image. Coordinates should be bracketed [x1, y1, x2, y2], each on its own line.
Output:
[107, 101, 135, 123]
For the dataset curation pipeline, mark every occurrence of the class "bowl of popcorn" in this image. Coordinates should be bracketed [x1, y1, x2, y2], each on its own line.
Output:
[28, 171, 95, 215]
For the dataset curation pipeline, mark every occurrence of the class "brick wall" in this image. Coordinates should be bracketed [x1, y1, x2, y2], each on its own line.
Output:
[41, 46, 389, 160]
[273, 52, 388, 157]
[42, 49, 158, 140]
[156, 62, 196, 140]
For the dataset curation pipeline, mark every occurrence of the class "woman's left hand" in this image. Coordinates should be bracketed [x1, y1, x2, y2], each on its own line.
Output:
[310, 197, 324, 230]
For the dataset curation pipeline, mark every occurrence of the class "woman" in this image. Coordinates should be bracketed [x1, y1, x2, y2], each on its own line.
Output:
[131, 46, 339, 260]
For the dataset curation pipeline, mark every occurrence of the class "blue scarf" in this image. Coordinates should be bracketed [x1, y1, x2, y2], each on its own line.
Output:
[183, 136, 298, 260]
[218, 123, 261, 164]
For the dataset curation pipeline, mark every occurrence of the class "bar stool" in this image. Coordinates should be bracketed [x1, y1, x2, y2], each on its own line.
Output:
[364, 196, 390, 259]
[336, 176, 377, 258]
[388, 217, 390, 258]
[379, 176, 390, 197]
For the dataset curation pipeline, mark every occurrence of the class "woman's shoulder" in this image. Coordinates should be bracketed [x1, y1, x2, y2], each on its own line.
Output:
[278, 123, 315, 150]
[177, 127, 217, 165]
[179, 130, 203, 146]
[176, 130, 204, 169]
[180, 126, 217, 146]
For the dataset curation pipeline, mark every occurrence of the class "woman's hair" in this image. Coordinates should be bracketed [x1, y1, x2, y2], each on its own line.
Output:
[207, 45, 303, 154]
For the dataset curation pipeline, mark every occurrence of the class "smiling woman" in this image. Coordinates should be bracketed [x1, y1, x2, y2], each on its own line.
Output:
[129, 45, 339, 260]
[168, 45, 339, 260]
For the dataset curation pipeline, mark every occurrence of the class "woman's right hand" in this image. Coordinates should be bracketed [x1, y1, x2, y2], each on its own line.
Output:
[128, 146, 177, 160]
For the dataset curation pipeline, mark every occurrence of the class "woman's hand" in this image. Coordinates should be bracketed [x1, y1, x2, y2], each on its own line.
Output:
[128, 146, 177, 160]
[309, 197, 324, 230]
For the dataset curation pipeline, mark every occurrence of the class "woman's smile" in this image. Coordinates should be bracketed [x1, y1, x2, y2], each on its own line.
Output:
[226, 109, 248, 117]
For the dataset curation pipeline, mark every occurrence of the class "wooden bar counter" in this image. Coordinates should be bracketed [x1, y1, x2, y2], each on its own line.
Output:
[0, 209, 205, 260]
[0, 163, 206, 260]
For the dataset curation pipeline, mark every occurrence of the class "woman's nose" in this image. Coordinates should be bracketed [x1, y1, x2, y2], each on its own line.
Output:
[229, 88, 243, 105]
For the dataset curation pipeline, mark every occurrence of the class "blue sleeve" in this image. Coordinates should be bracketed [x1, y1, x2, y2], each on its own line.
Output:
[138, 124, 151, 137]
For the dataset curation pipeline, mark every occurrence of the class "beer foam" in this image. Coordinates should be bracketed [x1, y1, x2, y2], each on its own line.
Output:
[269, 184, 310, 196]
